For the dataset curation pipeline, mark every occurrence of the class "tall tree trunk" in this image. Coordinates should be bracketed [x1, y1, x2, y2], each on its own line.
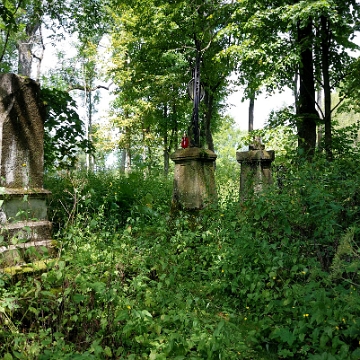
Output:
[321, 15, 332, 160]
[163, 104, 170, 176]
[119, 150, 126, 173]
[142, 123, 151, 175]
[163, 145, 169, 177]
[248, 92, 255, 149]
[204, 90, 214, 151]
[248, 95, 254, 133]
[18, 22, 40, 76]
[317, 87, 324, 151]
[83, 65, 95, 172]
[86, 91, 95, 172]
[191, 38, 201, 148]
[169, 101, 178, 158]
[293, 71, 299, 113]
[297, 19, 318, 159]
[173, 103, 178, 150]
[124, 126, 131, 172]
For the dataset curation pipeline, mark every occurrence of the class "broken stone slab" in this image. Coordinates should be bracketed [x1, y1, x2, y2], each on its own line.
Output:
[0, 239, 55, 268]
[170, 147, 217, 210]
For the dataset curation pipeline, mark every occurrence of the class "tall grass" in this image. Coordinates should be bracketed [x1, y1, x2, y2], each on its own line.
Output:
[1, 151, 360, 359]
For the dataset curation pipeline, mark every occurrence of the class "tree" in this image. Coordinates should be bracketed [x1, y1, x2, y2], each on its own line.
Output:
[108, 0, 233, 172]
[0, 0, 18, 72]
[0, 0, 114, 171]
[222, 0, 360, 159]
[41, 87, 93, 170]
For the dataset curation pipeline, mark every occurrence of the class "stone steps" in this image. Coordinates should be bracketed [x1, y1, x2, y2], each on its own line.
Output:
[0, 220, 55, 267]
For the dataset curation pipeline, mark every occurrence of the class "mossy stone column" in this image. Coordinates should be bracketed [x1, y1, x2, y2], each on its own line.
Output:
[170, 147, 217, 210]
[236, 149, 275, 201]
[0, 73, 53, 267]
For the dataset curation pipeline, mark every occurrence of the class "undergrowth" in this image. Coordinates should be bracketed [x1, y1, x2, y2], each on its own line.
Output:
[1, 151, 360, 359]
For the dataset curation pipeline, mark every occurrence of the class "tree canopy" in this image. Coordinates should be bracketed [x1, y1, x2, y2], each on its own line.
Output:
[0, 0, 359, 168]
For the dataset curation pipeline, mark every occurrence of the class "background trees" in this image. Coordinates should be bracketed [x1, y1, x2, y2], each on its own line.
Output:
[0, 0, 359, 169]
[222, 0, 360, 158]
[1, 3, 360, 358]
[107, 0, 234, 173]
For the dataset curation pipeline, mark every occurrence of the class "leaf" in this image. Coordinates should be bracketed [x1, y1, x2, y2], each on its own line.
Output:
[320, 334, 330, 349]
[72, 294, 85, 303]
[213, 320, 225, 337]
[284, 223, 292, 235]
[141, 309, 153, 318]
[278, 349, 294, 357]
[28, 306, 39, 315]
[90, 281, 106, 293]
[271, 327, 296, 346]
[104, 346, 112, 357]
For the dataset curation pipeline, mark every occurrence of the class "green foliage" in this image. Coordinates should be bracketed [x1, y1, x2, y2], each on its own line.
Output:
[108, 0, 234, 163]
[2, 143, 360, 358]
[41, 87, 94, 171]
[0, 1, 17, 32]
[218, 151, 360, 358]
[44, 170, 173, 232]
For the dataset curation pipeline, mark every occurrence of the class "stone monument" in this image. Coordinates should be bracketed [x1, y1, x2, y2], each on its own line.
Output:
[171, 147, 217, 210]
[236, 140, 275, 201]
[170, 43, 217, 211]
[0, 73, 53, 268]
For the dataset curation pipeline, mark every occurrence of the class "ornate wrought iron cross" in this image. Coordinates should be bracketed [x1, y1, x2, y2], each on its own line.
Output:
[192, 48, 201, 147]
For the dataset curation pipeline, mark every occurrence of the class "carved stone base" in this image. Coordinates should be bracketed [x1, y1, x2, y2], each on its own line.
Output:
[170, 147, 217, 210]
[236, 149, 275, 201]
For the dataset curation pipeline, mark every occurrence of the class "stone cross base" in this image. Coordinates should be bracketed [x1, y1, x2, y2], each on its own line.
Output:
[236, 149, 275, 201]
[170, 147, 217, 210]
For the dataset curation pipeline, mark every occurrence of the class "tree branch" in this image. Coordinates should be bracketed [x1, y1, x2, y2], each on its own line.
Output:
[68, 83, 113, 92]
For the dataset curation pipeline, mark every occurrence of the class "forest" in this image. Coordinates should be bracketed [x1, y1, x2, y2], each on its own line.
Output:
[1, 0, 360, 359]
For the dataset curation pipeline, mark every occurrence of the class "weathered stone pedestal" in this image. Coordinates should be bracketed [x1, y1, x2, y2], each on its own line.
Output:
[0, 73, 53, 268]
[236, 148, 275, 201]
[170, 147, 217, 210]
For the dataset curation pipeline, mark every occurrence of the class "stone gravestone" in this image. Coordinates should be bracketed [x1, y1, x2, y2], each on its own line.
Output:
[171, 147, 217, 210]
[0, 73, 52, 268]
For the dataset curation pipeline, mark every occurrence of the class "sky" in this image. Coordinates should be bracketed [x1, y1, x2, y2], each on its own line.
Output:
[225, 86, 295, 131]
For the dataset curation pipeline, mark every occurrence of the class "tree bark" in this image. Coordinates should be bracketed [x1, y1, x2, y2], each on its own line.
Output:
[125, 126, 131, 172]
[163, 104, 170, 176]
[317, 87, 324, 151]
[297, 19, 318, 159]
[204, 90, 214, 151]
[120, 150, 126, 173]
[293, 71, 299, 113]
[18, 22, 41, 76]
[321, 15, 332, 160]
[248, 95, 254, 133]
